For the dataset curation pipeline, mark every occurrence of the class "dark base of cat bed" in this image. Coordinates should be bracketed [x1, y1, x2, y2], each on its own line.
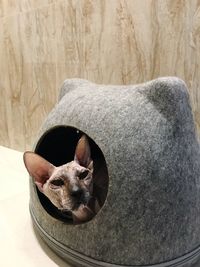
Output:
[30, 207, 200, 267]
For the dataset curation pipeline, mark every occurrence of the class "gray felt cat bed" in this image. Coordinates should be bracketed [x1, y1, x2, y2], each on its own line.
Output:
[29, 77, 200, 267]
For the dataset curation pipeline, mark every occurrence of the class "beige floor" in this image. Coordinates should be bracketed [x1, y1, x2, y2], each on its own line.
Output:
[0, 146, 70, 267]
[0, 145, 200, 267]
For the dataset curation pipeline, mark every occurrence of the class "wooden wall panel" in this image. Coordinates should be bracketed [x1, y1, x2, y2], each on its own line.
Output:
[0, 0, 200, 151]
[0, 3, 56, 150]
[0, 0, 54, 17]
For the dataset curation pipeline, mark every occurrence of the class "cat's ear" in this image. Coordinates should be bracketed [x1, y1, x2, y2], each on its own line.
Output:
[23, 152, 55, 192]
[74, 135, 93, 170]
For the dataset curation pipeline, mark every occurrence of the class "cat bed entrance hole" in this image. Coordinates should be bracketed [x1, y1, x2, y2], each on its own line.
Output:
[34, 125, 109, 223]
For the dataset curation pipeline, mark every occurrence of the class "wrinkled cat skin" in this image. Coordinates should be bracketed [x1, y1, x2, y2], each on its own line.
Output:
[24, 135, 99, 223]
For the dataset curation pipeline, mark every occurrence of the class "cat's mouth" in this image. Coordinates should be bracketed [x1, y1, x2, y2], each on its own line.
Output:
[61, 205, 85, 216]
[72, 200, 88, 211]
[61, 197, 90, 213]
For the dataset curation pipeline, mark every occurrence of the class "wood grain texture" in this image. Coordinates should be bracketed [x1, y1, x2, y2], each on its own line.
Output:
[0, 3, 56, 150]
[0, 0, 200, 151]
[0, 0, 54, 17]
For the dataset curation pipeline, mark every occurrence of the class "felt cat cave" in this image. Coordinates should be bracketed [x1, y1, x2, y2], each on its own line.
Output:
[29, 77, 200, 267]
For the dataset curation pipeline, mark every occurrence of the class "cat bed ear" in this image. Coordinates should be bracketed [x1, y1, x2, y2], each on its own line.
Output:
[23, 152, 55, 192]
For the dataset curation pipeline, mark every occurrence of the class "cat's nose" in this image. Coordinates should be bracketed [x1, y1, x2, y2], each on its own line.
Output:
[70, 186, 83, 198]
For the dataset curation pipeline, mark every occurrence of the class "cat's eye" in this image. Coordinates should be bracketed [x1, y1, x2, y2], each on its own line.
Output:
[50, 179, 64, 186]
[79, 170, 89, 180]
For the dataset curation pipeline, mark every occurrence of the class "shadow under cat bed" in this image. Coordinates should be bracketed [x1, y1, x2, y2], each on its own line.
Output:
[27, 78, 200, 267]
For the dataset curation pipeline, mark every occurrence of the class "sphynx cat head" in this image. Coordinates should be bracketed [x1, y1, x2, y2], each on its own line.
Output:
[23, 135, 94, 214]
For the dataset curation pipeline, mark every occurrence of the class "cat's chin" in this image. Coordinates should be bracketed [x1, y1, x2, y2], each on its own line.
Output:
[72, 203, 94, 223]
[58, 202, 94, 223]
[60, 202, 86, 213]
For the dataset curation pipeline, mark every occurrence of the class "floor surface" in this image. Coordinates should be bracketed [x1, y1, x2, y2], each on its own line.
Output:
[0, 146, 70, 267]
